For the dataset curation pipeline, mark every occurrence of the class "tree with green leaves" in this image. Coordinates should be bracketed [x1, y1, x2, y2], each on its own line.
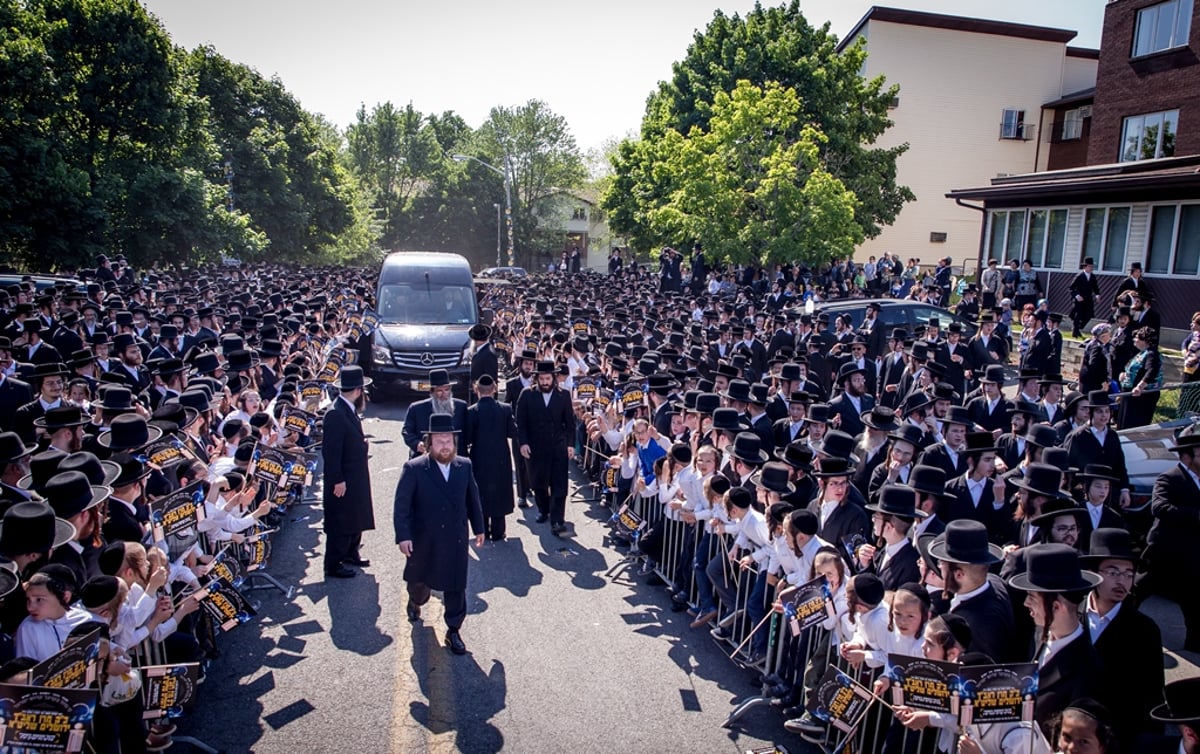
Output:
[604, 0, 912, 264]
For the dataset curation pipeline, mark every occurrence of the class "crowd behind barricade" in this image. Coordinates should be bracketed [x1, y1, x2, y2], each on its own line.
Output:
[466, 248, 1198, 754]
[0, 255, 379, 753]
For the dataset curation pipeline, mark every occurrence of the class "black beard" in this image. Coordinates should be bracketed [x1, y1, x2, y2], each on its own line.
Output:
[540, 383, 554, 394]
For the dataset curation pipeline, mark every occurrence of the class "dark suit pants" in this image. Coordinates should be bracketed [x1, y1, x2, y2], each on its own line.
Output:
[408, 581, 467, 630]
[324, 530, 361, 573]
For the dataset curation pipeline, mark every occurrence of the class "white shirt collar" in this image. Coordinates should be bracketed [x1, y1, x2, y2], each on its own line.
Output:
[950, 579, 990, 610]
[1041, 622, 1085, 667]
[1085, 593, 1122, 643]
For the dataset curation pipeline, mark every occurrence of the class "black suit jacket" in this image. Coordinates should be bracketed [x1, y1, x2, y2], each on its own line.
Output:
[470, 344, 499, 386]
[102, 499, 145, 544]
[917, 442, 967, 482]
[966, 395, 1012, 434]
[949, 575, 1016, 663]
[1146, 463, 1200, 575]
[1065, 425, 1129, 498]
[402, 397, 467, 456]
[392, 454, 484, 592]
[828, 392, 873, 438]
[866, 541, 920, 592]
[807, 499, 869, 567]
[505, 375, 531, 406]
[1021, 328, 1053, 373]
[1092, 601, 1164, 744]
[1033, 631, 1104, 735]
[0, 377, 33, 435]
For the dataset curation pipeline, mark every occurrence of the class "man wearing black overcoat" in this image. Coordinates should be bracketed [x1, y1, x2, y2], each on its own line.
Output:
[516, 361, 576, 535]
[928, 520, 1017, 663]
[394, 412, 485, 655]
[464, 375, 516, 541]
[321, 366, 375, 579]
[402, 369, 466, 457]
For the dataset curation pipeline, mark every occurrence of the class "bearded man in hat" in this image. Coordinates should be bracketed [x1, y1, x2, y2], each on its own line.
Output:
[464, 374, 516, 541]
[929, 519, 1017, 663]
[394, 412, 485, 655]
[321, 365, 375, 579]
[467, 323, 498, 393]
[13, 362, 68, 445]
[516, 360, 576, 535]
[828, 362, 874, 438]
[1064, 391, 1131, 509]
[857, 485, 924, 595]
[402, 369, 466, 458]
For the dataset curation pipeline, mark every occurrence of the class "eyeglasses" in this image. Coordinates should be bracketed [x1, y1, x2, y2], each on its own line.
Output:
[1051, 524, 1079, 535]
[1099, 567, 1135, 581]
[825, 479, 850, 487]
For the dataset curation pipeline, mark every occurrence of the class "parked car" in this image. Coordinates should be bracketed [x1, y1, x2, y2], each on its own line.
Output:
[816, 298, 978, 339]
[479, 266, 527, 278]
[0, 274, 86, 294]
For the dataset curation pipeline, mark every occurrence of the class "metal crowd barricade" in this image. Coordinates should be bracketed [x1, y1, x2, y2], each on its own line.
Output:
[131, 635, 220, 754]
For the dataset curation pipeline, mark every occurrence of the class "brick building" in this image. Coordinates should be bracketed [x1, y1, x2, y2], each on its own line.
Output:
[949, 0, 1200, 331]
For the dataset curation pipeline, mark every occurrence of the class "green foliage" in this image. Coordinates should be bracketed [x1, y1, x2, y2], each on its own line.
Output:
[603, 0, 913, 264]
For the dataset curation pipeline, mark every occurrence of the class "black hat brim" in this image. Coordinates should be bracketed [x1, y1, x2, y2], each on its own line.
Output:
[1007, 568, 1102, 593]
[927, 535, 1003, 566]
[96, 424, 164, 450]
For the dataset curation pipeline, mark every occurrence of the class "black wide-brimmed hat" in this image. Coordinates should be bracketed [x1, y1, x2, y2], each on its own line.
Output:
[57, 451, 120, 487]
[900, 391, 933, 416]
[152, 402, 199, 432]
[1085, 389, 1114, 408]
[820, 429, 859, 463]
[97, 414, 163, 451]
[334, 365, 372, 391]
[813, 456, 856, 478]
[775, 441, 815, 471]
[929, 519, 1003, 565]
[943, 405, 972, 427]
[1076, 464, 1118, 483]
[468, 323, 492, 341]
[710, 408, 743, 433]
[1025, 425, 1059, 449]
[0, 431, 35, 465]
[980, 365, 1007, 384]
[1029, 497, 1089, 528]
[962, 431, 999, 455]
[94, 386, 137, 413]
[17, 448, 67, 492]
[802, 404, 831, 425]
[1012, 462, 1069, 500]
[33, 405, 89, 432]
[428, 369, 452, 387]
[1151, 678, 1200, 725]
[722, 379, 752, 404]
[1007, 543, 1102, 593]
[0, 502, 75, 558]
[533, 360, 557, 375]
[30, 362, 68, 381]
[1081, 527, 1142, 568]
[866, 485, 925, 519]
[43, 470, 110, 520]
[730, 432, 768, 465]
[909, 464, 949, 499]
[861, 406, 899, 432]
[836, 362, 865, 383]
[224, 349, 260, 373]
[693, 393, 720, 416]
[109, 453, 151, 488]
[750, 461, 794, 494]
[888, 423, 925, 448]
[426, 412, 460, 434]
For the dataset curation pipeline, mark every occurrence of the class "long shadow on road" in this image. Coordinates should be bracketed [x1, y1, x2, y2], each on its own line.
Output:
[408, 623, 507, 754]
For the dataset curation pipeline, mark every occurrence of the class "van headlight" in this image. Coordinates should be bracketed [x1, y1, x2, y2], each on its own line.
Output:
[373, 345, 391, 365]
[460, 342, 473, 367]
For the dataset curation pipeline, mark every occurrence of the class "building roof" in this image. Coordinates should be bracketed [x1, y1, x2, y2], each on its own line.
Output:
[1042, 87, 1096, 109]
[837, 6, 1078, 52]
[1066, 46, 1101, 59]
[946, 155, 1200, 205]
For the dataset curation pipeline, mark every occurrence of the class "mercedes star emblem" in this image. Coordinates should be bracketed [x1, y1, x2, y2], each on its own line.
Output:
[419, 352, 435, 366]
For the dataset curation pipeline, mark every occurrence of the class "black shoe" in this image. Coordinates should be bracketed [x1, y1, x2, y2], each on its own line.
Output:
[445, 630, 467, 655]
[489, 534, 506, 542]
[406, 603, 421, 622]
[535, 513, 549, 523]
[343, 557, 370, 567]
[518, 498, 533, 509]
[551, 523, 565, 536]
[325, 565, 356, 579]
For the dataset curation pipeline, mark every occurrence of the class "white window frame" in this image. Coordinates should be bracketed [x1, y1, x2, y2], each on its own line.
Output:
[1121, 109, 1179, 162]
[1133, 0, 1194, 57]
[1084, 206, 1134, 273]
[1145, 201, 1200, 277]
[986, 208, 1068, 270]
[1061, 108, 1084, 141]
[1025, 208, 1069, 270]
[1000, 109, 1027, 140]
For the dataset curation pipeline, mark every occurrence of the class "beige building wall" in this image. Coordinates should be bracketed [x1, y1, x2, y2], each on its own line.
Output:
[849, 20, 1094, 271]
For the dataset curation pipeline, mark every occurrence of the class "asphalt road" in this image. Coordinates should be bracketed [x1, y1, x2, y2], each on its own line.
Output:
[175, 398, 802, 754]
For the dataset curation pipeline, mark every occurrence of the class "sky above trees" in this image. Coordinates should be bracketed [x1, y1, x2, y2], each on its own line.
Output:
[139, 0, 1104, 154]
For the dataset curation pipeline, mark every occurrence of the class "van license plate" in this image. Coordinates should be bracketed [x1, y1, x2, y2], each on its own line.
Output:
[412, 381, 431, 391]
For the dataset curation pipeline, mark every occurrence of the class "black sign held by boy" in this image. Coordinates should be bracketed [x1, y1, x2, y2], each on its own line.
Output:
[197, 576, 257, 632]
[614, 504, 647, 541]
[140, 664, 201, 721]
[883, 654, 961, 714]
[0, 683, 97, 753]
[149, 480, 206, 543]
[956, 662, 1038, 726]
[806, 666, 874, 735]
[29, 627, 105, 690]
[251, 445, 289, 487]
[137, 432, 201, 472]
[780, 576, 835, 637]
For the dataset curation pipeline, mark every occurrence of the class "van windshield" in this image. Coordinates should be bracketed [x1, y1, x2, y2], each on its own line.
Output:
[377, 282, 476, 325]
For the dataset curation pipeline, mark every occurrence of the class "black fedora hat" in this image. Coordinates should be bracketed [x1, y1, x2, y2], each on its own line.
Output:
[710, 408, 744, 433]
[109, 453, 151, 487]
[1076, 464, 1118, 483]
[909, 464, 949, 499]
[750, 461, 795, 493]
[931, 382, 960, 403]
[534, 360, 557, 375]
[693, 393, 720, 416]
[1025, 424, 1059, 449]
[747, 383, 769, 406]
[820, 430, 860, 463]
[775, 441, 815, 471]
[334, 365, 372, 391]
[900, 391, 933, 416]
[426, 412, 460, 434]
[17, 448, 67, 492]
[861, 406, 899, 432]
[1029, 497, 1089, 528]
[33, 405, 89, 432]
[962, 431, 999, 455]
[97, 414, 163, 451]
[30, 362, 69, 381]
[888, 423, 925, 449]
[94, 386, 137, 413]
[0, 562, 17, 601]
[836, 362, 865, 383]
[813, 456, 856, 478]
[928, 519, 1003, 565]
[1012, 462, 1068, 500]
[722, 379, 752, 403]
[980, 365, 1007, 384]
[177, 388, 219, 415]
[43, 470, 110, 520]
[1007, 543, 1102, 593]
[1082, 527, 1142, 568]
[0, 431, 35, 465]
[428, 369, 452, 387]
[0, 502, 75, 558]
[57, 451, 120, 487]
[802, 404, 831, 425]
[468, 323, 492, 341]
[1085, 389, 1114, 409]
[152, 402, 199, 432]
[191, 351, 222, 376]
[786, 390, 813, 405]
[730, 432, 768, 465]
[224, 349, 260, 373]
[1151, 678, 1200, 725]
[258, 339, 284, 359]
[943, 405, 972, 427]
[866, 484, 925, 519]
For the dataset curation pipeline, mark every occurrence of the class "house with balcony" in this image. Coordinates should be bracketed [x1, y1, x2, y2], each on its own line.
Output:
[532, 189, 614, 271]
[837, 7, 1098, 269]
[948, 0, 1200, 330]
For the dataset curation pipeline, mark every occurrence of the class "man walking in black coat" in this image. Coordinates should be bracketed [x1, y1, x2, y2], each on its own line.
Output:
[1070, 257, 1101, 338]
[402, 369, 467, 458]
[394, 412, 485, 655]
[321, 366, 376, 579]
[464, 375, 516, 541]
[516, 361, 576, 535]
[927, 519, 1017, 663]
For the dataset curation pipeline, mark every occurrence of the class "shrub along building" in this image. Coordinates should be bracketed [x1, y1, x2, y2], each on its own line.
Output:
[948, 0, 1200, 331]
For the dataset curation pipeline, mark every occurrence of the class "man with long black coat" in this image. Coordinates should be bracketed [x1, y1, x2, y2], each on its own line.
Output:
[927, 519, 1017, 663]
[464, 375, 516, 541]
[402, 369, 466, 457]
[321, 365, 375, 579]
[516, 360, 576, 535]
[394, 412, 485, 655]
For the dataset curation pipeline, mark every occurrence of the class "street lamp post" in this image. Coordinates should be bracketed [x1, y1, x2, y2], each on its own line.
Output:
[452, 153, 513, 267]
[493, 203, 502, 267]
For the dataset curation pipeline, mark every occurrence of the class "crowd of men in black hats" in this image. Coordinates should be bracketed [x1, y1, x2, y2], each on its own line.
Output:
[0, 257, 380, 752]
[453, 255, 1196, 753]
[0, 249, 1196, 753]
